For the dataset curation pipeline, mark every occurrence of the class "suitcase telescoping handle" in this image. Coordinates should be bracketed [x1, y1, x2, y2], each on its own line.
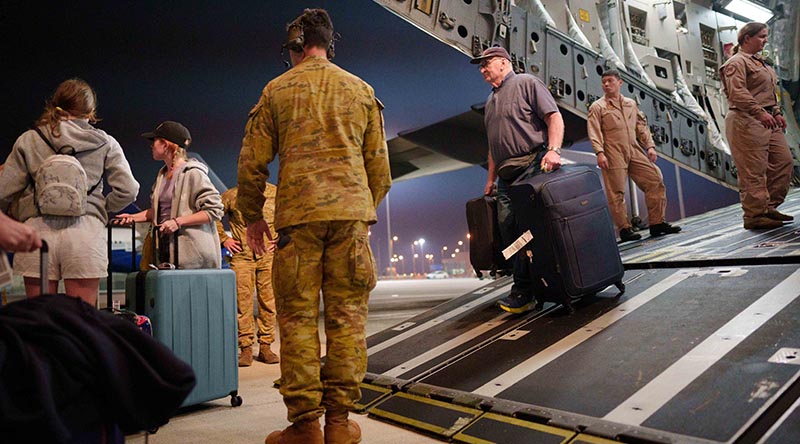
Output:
[151, 223, 180, 269]
[39, 240, 49, 295]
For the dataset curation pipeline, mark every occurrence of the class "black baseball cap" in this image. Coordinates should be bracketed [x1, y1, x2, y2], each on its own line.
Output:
[141, 121, 192, 148]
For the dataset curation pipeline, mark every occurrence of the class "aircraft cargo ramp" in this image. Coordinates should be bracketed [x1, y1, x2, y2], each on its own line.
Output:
[358, 190, 800, 444]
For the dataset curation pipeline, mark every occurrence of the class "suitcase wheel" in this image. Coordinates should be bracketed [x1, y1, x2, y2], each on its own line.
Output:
[230, 392, 243, 407]
[614, 281, 626, 297]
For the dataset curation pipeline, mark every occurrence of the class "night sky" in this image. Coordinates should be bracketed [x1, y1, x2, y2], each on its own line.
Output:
[1, 1, 737, 272]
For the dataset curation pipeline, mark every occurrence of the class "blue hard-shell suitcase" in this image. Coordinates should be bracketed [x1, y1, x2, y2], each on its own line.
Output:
[125, 228, 241, 408]
[509, 166, 625, 311]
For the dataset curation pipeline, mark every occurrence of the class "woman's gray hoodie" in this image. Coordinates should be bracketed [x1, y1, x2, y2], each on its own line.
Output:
[152, 158, 223, 269]
[0, 119, 139, 224]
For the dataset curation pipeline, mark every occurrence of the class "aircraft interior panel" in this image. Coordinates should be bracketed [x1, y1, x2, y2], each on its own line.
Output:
[570, 47, 600, 116]
[539, 0, 568, 32]
[544, 30, 579, 112]
[629, 0, 681, 56]
[667, 107, 703, 172]
[567, 0, 603, 49]
[525, 14, 548, 81]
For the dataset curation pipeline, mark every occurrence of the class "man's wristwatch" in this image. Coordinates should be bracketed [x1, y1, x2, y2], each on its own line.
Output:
[547, 146, 562, 155]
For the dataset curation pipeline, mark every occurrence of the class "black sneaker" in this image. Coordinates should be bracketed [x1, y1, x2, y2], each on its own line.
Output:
[619, 228, 642, 242]
[498, 292, 537, 314]
[649, 222, 681, 237]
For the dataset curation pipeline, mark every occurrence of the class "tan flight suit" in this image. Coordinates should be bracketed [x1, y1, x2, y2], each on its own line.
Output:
[720, 51, 794, 222]
[587, 96, 667, 229]
[237, 55, 391, 424]
[216, 185, 276, 350]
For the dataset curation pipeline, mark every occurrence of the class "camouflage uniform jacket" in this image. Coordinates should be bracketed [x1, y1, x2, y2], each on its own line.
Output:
[216, 184, 276, 259]
[237, 55, 391, 229]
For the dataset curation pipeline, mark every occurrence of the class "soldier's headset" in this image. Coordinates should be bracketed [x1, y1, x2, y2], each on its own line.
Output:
[280, 21, 339, 67]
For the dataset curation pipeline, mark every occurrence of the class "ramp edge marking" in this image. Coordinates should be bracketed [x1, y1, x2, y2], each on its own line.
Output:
[604, 268, 800, 426]
[367, 283, 512, 356]
[473, 269, 691, 397]
[383, 312, 513, 377]
[754, 382, 800, 444]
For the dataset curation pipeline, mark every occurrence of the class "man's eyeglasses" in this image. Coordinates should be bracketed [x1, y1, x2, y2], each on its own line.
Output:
[479, 57, 500, 68]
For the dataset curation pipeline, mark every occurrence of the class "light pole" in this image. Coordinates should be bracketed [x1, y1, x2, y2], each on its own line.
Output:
[411, 241, 417, 275]
[413, 253, 419, 276]
[398, 255, 404, 275]
[418, 238, 426, 273]
[441, 245, 448, 264]
[390, 235, 398, 262]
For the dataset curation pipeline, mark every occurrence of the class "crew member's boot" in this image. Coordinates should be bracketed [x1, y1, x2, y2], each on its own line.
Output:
[265, 419, 323, 444]
[256, 344, 280, 364]
[238, 346, 253, 367]
[324, 411, 361, 444]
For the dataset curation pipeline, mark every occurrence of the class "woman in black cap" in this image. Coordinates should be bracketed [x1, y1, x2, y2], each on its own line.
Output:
[115, 121, 223, 269]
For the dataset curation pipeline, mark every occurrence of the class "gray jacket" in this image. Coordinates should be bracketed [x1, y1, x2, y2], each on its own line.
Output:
[0, 119, 139, 224]
[152, 159, 223, 269]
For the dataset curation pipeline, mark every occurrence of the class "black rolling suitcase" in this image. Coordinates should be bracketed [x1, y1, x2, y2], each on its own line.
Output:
[466, 195, 510, 279]
[509, 166, 624, 311]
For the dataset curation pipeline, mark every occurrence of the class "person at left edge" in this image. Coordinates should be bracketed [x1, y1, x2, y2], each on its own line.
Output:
[114, 121, 223, 269]
[0, 78, 139, 305]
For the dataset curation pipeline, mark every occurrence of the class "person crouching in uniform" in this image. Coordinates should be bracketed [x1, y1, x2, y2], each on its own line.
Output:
[587, 69, 681, 242]
[719, 22, 795, 230]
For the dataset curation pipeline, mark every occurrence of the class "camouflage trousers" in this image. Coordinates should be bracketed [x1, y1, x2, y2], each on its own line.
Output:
[273, 220, 376, 423]
[231, 253, 276, 349]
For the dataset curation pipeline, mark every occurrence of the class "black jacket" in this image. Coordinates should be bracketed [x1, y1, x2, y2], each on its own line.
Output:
[0, 294, 196, 443]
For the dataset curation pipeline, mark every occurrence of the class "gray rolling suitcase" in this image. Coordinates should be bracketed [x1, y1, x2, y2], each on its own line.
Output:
[125, 226, 241, 407]
[509, 166, 625, 312]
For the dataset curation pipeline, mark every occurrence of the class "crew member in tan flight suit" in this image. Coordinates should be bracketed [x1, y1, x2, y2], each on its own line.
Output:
[720, 22, 795, 230]
[587, 69, 681, 242]
[216, 183, 279, 367]
[236, 8, 391, 444]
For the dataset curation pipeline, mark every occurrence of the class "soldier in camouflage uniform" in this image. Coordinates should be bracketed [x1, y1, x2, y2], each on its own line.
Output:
[236, 9, 391, 444]
[215, 183, 279, 367]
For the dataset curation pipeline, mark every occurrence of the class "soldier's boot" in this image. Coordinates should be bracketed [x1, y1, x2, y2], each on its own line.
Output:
[256, 344, 280, 364]
[766, 208, 794, 222]
[238, 347, 253, 367]
[324, 411, 361, 444]
[265, 419, 323, 444]
[743, 216, 783, 230]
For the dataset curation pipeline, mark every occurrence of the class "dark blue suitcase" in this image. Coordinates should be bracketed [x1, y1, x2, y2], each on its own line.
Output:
[509, 166, 625, 311]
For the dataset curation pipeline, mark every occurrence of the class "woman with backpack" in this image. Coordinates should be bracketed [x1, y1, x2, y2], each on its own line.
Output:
[113, 121, 223, 269]
[0, 78, 140, 305]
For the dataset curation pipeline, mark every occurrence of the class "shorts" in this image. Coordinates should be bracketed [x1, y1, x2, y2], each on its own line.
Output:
[13, 215, 107, 280]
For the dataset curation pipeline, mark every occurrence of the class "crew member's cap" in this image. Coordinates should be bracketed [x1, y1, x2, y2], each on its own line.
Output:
[141, 121, 192, 148]
[470, 46, 511, 65]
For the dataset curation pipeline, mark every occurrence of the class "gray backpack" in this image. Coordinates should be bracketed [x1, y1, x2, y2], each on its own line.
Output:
[33, 127, 103, 217]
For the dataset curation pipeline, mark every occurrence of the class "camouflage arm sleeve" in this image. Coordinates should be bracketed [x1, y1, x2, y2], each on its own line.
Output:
[215, 220, 229, 244]
[237, 92, 276, 224]
[586, 104, 604, 154]
[362, 97, 392, 210]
